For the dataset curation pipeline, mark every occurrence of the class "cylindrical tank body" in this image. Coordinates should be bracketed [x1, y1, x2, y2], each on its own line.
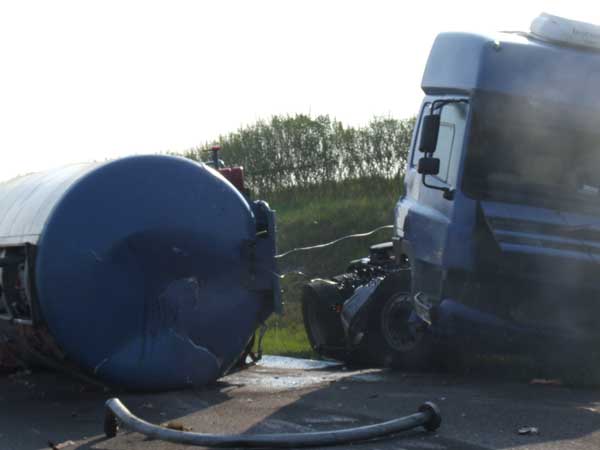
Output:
[0, 155, 279, 390]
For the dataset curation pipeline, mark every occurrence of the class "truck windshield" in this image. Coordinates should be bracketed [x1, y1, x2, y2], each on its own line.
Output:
[463, 92, 600, 213]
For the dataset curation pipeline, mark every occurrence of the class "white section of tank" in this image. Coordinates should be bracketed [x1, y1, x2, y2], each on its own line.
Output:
[531, 13, 600, 50]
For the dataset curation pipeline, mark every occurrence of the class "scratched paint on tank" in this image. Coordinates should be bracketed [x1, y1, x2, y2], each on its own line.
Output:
[0, 155, 278, 390]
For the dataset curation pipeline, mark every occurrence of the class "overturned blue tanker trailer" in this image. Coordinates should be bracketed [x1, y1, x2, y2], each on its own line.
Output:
[0, 155, 280, 390]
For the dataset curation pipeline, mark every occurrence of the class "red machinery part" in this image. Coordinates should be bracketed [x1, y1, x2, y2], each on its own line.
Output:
[219, 167, 246, 192]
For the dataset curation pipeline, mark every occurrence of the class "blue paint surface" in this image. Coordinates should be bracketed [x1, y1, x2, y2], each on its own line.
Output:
[0, 155, 279, 390]
[422, 31, 600, 110]
[396, 31, 600, 344]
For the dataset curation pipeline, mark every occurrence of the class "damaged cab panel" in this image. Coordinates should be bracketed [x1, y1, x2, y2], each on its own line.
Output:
[303, 14, 600, 368]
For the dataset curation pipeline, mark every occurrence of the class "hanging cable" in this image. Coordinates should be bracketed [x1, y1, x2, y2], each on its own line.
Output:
[275, 225, 393, 259]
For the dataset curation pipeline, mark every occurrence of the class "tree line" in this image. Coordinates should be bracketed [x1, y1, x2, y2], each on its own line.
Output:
[178, 114, 415, 194]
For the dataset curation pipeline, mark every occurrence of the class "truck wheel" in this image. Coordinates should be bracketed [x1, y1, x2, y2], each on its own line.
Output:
[301, 280, 349, 362]
[362, 273, 435, 369]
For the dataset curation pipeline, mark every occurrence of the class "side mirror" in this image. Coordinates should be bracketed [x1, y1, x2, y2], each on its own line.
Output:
[417, 157, 440, 175]
[419, 115, 440, 153]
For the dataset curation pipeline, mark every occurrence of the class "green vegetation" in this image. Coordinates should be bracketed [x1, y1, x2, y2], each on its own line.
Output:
[261, 301, 312, 358]
[176, 113, 413, 358]
[179, 114, 414, 195]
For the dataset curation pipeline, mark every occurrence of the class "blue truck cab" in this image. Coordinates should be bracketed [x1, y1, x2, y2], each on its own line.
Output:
[401, 21, 600, 345]
[303, 14, 600, 368]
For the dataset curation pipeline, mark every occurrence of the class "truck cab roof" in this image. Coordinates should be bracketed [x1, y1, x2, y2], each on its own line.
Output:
[422, 31, 600, 110]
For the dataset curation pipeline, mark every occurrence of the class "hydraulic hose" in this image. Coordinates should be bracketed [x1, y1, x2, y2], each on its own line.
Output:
[104, 398, 441, 448]
[275, 225, 394, 259]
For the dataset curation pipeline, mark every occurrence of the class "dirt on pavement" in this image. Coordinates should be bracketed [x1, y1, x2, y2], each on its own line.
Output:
[2, 356, 600, 450]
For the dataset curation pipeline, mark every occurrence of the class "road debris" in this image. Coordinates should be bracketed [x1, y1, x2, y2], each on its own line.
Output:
[104, 397, 442, 447]
[530, 379, 562, 386]
[517, 426, 540, 435]
[48, 440, 75, 450]
[163, 422, 193, 432]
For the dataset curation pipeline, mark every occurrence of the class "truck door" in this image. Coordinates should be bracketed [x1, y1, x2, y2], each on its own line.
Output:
[397, 98, 469, 297]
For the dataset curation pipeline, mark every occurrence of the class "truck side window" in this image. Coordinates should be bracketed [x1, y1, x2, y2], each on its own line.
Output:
[410, 102, 431, 167]
[435, 122, 456, 181]
[433, 102, 467, 185]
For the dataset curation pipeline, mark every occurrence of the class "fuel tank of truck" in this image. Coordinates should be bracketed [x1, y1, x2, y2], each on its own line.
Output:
[0, 155, 280, 390]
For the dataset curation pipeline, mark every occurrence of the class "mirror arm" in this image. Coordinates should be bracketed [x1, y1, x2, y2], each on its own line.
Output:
[417, 98, 466, 201]
[421, 174, 455, 200]
[431, 98, 468, 112]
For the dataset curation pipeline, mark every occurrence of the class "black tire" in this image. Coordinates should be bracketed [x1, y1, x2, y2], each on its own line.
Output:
[357, 271, 435, 369]
[301, 280, 349, 362]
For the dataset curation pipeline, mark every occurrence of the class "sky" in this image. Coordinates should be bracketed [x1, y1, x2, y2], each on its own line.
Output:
[0, 0, 599, 181]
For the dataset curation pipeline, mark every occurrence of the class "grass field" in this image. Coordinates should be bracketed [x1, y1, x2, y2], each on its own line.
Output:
[257, 176, 403, 358]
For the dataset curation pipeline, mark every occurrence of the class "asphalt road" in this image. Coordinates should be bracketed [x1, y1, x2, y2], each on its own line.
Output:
[3, 356, 600, 450]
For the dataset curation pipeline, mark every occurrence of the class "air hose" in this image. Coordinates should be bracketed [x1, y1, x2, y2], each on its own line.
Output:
[275, 225, 394, 259]
[104, 398, 441, 448]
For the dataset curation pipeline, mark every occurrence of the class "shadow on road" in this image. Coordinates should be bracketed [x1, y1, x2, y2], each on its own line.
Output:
[0, 370, 231, 450]
[240, 359, 600, 450]
[3, 357, 600, 450]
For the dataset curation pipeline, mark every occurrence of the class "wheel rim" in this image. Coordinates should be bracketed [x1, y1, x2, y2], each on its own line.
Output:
[380, 293, 424, 352]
